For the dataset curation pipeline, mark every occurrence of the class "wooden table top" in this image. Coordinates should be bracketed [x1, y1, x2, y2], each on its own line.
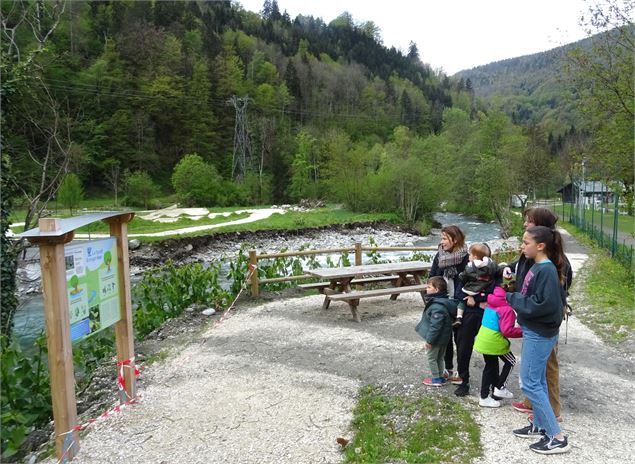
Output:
[306, 261, 431, 279]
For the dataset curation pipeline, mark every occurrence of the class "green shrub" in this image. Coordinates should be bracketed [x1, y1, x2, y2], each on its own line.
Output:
[124, 171, 160, 209]
[0, 335, 51, 460]
[57, 173, 84, 216]
[133, 260, 230, 338]
[171, 154, 224, 207]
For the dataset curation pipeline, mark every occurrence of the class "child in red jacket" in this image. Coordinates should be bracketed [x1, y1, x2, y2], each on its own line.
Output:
[474, 286, 523, 407]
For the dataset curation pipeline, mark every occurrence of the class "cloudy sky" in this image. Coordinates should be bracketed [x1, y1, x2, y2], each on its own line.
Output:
[237, 0, 593, 74]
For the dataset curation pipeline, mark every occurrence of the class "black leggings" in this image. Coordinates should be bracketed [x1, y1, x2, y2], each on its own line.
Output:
[480, 352, 517, 399]
[455, 310, 483, 385]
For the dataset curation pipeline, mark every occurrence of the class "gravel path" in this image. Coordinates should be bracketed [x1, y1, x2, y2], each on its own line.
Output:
[42, 231, 634, 463]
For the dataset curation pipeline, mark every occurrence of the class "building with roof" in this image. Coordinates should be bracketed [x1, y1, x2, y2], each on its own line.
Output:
[556, 181, 614, 206]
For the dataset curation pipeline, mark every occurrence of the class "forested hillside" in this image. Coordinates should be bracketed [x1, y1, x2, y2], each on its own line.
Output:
[1, 0, 632, 234]
[454, 40, 587, 133]
[455, 25, 634, 153]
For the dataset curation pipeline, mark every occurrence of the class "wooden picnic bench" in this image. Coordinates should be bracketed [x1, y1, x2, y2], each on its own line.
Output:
[304, 261, 431, 322]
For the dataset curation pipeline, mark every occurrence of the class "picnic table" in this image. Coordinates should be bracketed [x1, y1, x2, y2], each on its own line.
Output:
[303, 261, 431, 322]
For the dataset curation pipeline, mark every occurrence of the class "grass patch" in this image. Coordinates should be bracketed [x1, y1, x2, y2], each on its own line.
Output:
[560, 223, 634, 345]
[343, 386, 481, 464]
[138, 207, 401, 242]
[552, 202, 634, 236]
[10, 211, 251, 235]
[10, 203, 401, 239]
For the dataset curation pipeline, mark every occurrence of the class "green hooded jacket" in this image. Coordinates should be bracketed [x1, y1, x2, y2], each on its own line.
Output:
[414, 295, 458, 346]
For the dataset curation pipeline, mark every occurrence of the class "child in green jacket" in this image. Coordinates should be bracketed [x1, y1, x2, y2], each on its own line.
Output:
[415, 276, 458, 386]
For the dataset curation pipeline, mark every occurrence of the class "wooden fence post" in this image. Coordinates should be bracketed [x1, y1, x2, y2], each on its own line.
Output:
[104, 213, 136, 402]
[31, 220, 80, 461]
[354, 242, 362, 265]
[249, 249, 259, 296]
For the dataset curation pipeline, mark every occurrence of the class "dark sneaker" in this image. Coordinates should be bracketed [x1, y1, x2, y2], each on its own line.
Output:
[454, 383, 470, 397]
[530, 436, 570, 454]
[513, 420, 546, 438]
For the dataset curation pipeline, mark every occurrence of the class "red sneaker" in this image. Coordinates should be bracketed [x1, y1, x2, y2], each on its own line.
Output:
[512, 401, 533, 413]
[422, 377, 448, 387]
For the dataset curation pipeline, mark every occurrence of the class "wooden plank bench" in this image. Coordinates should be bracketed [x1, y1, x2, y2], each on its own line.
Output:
[329, 284, 428, 322]
[329, 284, 428, 301]
[298, 275, 400, 292]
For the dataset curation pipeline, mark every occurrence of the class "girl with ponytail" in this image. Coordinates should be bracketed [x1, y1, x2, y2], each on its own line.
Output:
[504, 208, 572, 423]
[506, 225, 570, 454]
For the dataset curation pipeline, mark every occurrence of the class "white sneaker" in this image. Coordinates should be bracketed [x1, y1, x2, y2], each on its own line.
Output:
[494, 387, 514, 399]
[479, 395, 501, 408]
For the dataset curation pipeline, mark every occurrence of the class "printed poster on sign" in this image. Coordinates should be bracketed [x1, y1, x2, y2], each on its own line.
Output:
[65, 237, 120, 341]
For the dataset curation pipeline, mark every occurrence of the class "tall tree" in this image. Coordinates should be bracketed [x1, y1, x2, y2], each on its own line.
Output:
[565, 0, 634, 212]
[1, 0, 73, 233]
[407, 41, 420, 62]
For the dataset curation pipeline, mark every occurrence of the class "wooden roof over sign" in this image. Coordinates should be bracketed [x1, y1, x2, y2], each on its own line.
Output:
[18, 211, 135, 238]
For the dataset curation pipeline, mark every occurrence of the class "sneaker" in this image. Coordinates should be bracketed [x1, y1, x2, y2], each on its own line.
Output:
[449, 372, 463, 384]
[442, 369, 450, 379]
[423, 377, 448, 387]
[479, 395, 501, 408]
[513, 420, 546, 439]
[529, 435, 570, 454]
[512, 401, 533, 413]
[454, 383, 470, 397]
[493, 387, 514, 399]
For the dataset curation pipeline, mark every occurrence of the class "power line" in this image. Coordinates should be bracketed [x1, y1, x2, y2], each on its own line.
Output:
[39, 79, 420, 125]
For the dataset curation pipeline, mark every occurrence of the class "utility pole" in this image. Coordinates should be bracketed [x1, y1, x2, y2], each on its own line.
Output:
[581, 158, 587, 210]
[228, 95, 252, 181]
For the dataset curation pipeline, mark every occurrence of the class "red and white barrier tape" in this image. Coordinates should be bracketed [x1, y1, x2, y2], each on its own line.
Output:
[210, 264, 257, 331]
[56, 357, 141, 463]
[117, 357, 141, 402]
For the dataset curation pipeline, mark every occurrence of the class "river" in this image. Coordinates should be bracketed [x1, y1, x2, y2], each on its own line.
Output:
[12, 212, 507, 350]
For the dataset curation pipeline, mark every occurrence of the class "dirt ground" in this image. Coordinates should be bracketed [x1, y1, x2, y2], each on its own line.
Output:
[36, 230, 634, 464]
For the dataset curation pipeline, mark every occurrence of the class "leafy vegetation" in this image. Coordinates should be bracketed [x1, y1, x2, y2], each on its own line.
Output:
[0, 335, 51, 460]
[1, 156, 18, 338]
[133, 260, 230, 338]
[57, 173, 84, 216]
[562, 223, 635, 346]
[343, 385, 482, 463]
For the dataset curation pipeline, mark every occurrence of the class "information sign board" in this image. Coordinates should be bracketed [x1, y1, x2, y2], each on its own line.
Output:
[65, 237, 120, 341]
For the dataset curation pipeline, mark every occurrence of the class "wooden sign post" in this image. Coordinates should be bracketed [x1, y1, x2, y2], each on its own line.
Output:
[20, 212, 136, 462]
[104, 213, 136, 401]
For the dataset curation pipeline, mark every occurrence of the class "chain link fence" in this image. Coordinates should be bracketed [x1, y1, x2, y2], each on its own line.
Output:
[544, 193, 633, 272]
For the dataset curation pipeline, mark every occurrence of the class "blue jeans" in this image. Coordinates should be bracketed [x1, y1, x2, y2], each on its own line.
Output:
[519, 327, 561, 438]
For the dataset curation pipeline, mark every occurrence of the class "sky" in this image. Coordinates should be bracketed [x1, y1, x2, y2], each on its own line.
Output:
[236, 0, 593, 74]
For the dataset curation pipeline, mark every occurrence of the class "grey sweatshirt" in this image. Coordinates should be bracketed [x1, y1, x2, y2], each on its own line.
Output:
[506, 260, 566, 337]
